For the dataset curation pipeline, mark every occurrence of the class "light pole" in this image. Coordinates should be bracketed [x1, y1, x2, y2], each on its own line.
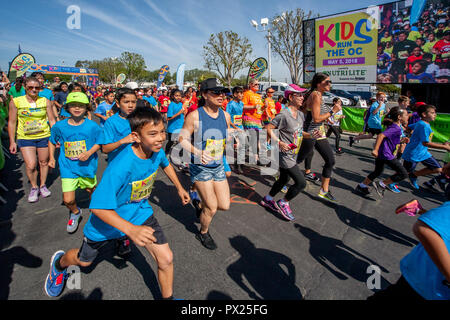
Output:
[250, 17, 272, 87]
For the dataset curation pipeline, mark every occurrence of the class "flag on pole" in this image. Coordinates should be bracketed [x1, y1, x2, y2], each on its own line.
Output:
[247, 57, 268, 84]
[18, 44, 22, 54]
[157, 65, 170, 89]
[176, 63, 186, 91]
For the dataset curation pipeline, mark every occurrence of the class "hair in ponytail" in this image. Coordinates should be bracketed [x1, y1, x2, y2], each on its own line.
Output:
[382, 106, 404, 126]
[304, 72, 329, 103]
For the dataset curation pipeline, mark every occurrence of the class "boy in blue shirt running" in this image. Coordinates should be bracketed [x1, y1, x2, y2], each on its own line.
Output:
[100, 88, 137, 163]
[94, 91, 116, 126]
[48, 92, 101, 234]
[402, 104, 450, 189]
[45, 107, 190, 299]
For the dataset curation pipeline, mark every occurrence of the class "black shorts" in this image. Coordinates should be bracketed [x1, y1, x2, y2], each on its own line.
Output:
[367, 128, 382, 136]
[77, 215, 167, 263]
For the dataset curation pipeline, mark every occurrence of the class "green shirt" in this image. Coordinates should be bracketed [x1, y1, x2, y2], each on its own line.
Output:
[8, 86, 25, 98]
[407, 30, 422, 42]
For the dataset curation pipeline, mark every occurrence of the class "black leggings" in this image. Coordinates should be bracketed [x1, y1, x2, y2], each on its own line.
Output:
[367, 158, 408, 182]
[165, 133, 175, 154]
[270, 165, 307, 201]
[297, 138, 335, 178]
[326, 126, 341, 150]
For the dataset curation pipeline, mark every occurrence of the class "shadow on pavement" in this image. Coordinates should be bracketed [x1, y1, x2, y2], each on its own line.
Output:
[0, 244, 43, 299]
[226, 235, 303, 300]
[207, 290, 233, 300]
[60, 287, 103, 300]
[294, 223, 390, 288]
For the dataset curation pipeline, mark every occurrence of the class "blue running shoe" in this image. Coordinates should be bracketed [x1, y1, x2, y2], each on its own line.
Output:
[387, 183, 401, 193]
[45, 250, 68, 297]
[281, 185, 288, 193]
[409, 175, 419, 190]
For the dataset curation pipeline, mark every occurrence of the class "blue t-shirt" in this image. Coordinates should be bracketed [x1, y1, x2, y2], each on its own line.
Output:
[143, 96, 157, 107]
[402, 120, 433, 162]
[400, 201, 450, 300]
[226, 100, 244, 130]
[85, 144, 169, 241]
[95, 101, 116, 126]
[167, 102, 184, 133]
[39, 88, 54, 101]
[100, 113, 131, 163]
[49, 118, 101, 179]
[367, 102, 386, 129]
[54, 91, 71, 118]
[406, 72, 435, 83]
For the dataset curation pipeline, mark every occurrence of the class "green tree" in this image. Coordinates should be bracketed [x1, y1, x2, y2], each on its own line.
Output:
[119, 52, 147, 82]
[203, 30, 253, 89]
[269, 9, 317, 84]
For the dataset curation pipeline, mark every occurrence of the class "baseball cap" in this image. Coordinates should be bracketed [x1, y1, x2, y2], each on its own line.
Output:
[200, 78, 229, 93]
[414, 101, 426, 107]
[66, 92, 89, 104]
[436, 68, 450, 78]
[284, 84, 307, 99]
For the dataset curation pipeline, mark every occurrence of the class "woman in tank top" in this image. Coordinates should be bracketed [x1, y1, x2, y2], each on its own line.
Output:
[296, 73, 342, 203]
[179, 78, 231, 250]
[8, 77, 56, 203]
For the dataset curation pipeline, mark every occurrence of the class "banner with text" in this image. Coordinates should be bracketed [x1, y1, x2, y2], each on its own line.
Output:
[315, 9, 379, 83]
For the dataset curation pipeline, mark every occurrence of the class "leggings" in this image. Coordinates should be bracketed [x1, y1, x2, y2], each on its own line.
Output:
[326, 126, 341, 150]
[367, 158, 408, 182]
[297, 138, 335, 178]
[270, 165, 307, 201]
[165, 133, 176, 154]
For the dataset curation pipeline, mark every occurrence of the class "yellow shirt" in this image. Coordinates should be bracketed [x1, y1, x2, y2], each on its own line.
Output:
[14, 96, 50, 140]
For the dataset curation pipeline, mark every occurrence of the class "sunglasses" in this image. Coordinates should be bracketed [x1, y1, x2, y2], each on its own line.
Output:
[267, 91, 275, 94]
[27, 86, 41, 90]
[209, 89, 225, 95]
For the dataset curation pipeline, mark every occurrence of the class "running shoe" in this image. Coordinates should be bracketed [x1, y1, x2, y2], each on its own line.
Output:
[371, 181, 385, 198]
[275, 200, 295, 221]
[281, 185, 288, 193]
[67, 209, 82, 234]
[116, 237, 131, 258]
[28, 187, 39, 203]
[356, 184, 371, 196]
[260, 196, 280, 213]
[423, 181, 441, 194]
[335, 148, 344, 155]
[44, 250, 68, 297]
[305, 172, 320, 184]
[318, 190, 338, 203]
[349, 136, 355, 147]
[395, 200, 424, 216]
[39, 185, 51, 198]
[435, 176, 447, 192]
[387, 183, 401, 193]
[408, 174, 420, 190]
[195, 231, 217, 250]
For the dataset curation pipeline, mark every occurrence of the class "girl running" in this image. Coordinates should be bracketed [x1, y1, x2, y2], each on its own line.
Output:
[355, 107, 410, 198]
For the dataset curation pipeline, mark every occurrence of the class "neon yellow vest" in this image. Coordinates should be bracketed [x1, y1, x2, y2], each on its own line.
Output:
[14, 96, 50, 140]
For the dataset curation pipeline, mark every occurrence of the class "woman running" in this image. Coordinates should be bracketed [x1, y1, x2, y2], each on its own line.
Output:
[8, 76, 56, 202]
[296, 73, 341, 203]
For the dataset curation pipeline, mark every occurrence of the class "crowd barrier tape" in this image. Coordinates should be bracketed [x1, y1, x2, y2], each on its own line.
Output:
[341, 107, 450, 143]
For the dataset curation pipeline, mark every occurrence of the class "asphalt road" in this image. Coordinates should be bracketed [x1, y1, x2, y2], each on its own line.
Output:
[1, 132, 448, 300]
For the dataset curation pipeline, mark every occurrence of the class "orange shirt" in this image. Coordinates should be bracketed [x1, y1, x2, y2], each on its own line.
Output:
[242, 90, 263, 120]
[262, 97, 277, 122]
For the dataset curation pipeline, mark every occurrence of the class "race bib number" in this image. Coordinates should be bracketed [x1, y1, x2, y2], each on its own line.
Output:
[130, 171, 158, 203]
[233, 115, 242, 126]
[317, 124, 327, 140]
[64, 140, 87, 160]
[23, 120, 44, 135]
[106, 109, 114, 117]
[429, 132, 434, 142]
[398, 50, 409, 59]
[294, 133, 303, 155]
[204, 139, 225, 161]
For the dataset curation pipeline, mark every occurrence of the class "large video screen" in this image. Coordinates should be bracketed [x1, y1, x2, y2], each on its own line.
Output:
[303, 0, 450, 84]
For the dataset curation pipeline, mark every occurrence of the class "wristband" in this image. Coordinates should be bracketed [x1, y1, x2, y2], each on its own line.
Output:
[329, 110, 334, 117]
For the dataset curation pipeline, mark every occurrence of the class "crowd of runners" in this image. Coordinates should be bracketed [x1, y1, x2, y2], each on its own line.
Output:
[1, 69, 449, 300]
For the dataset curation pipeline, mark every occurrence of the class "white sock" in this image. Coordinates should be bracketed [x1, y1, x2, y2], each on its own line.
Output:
[379, 181, 387, 188]
[320, 188, 327, 194]
[359, 183, 368, 188]
[265, 195, 273, 201]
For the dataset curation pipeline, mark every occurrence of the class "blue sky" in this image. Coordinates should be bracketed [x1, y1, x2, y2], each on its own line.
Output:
[0, 0, 393, 81]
